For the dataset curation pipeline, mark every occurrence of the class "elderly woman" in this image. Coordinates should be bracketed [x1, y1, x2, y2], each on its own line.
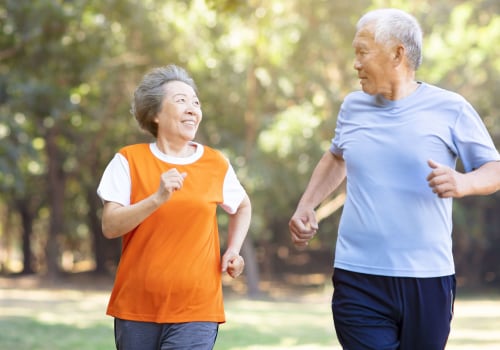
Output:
[97, 64, 251, 350]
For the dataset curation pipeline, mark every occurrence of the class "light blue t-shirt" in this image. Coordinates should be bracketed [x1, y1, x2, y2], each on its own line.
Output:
[330, 82, 500, 277]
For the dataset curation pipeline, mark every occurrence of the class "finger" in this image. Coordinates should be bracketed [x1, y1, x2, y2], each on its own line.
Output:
[227, 258, 244, 277]
[290, 221, 317, 242]
[426, 159, 442, 181]
[427, 159, 440, 169]
[290, 231, 313, 247]
[431, 181, 456, 197]
[289, 217, 316, 236]
[289, 216, 306, 232]
[168, 179, 183, 191]
[301, 211, 319, 231]
[171, 174, 187, 191]
[221, 252, 239, 272]
[438, 191, 454, 198]
[221, 256, 229, 272]
[307, 216, 319, 231]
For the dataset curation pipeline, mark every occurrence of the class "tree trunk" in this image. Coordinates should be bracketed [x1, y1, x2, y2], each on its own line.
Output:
[241, 236, 261, 298]
[0, 205, 12, 274]
[17, 199, 35, 274]
[87, 186, 105, 274]
[241, 63, 261, 297]
[45, 127, 65, 281]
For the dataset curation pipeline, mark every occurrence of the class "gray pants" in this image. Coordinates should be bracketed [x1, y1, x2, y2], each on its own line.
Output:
[114, 318, 218, 350]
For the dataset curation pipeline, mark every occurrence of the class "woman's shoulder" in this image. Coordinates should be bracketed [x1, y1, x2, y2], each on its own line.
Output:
[119, 143, 149, 153]
[200, 144, 229, 164]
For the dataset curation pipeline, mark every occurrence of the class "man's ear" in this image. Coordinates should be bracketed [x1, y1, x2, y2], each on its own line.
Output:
[393, 44, 405, 67]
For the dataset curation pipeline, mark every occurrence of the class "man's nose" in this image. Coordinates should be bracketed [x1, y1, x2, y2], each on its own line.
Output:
[353, 59, 361, 70]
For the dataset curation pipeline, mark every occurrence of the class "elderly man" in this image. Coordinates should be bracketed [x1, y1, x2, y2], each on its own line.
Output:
[289, 8, 500, 350]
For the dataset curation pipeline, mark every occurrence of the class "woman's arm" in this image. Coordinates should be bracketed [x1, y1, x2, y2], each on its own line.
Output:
[101, 168, 186, 239]
[221, 194, 252, 278]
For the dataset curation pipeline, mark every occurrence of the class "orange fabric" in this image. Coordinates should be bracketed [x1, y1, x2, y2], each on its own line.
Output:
[106, 143, 229, 323]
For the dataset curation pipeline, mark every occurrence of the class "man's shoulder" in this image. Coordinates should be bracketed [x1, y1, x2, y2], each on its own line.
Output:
[344, 90, 367, 101]
[417, 82, 466, 103]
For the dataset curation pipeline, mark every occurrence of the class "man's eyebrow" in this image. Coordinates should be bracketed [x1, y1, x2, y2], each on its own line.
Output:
[352, 39, 366, 47]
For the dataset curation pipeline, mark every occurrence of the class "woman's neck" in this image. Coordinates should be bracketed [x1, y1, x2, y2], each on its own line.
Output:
[155, 139, 196, 157]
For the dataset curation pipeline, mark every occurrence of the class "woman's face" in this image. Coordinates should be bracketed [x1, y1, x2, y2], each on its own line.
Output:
[154, 80, 202, 142]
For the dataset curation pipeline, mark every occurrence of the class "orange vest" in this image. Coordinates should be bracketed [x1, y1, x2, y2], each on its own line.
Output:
[106, 143, 229, 323]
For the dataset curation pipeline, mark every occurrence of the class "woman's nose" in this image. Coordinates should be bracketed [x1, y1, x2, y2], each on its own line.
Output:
[186, 103, 200, 114]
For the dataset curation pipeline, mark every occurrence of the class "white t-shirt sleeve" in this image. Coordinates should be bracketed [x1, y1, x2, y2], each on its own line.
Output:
[96, 153, 131, 206]
[220, 162, 247, 214]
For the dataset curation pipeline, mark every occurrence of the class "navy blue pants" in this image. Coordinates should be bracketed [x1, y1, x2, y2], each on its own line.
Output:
[114, 319, 218, 350]
[332, 268, 456, 350]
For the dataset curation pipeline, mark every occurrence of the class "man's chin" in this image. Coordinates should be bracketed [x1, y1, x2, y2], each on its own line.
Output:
[359, 82, 373, 94]
[361, 87, 376, 95]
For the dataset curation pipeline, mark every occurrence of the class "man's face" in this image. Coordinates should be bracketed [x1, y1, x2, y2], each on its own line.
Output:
[352, 26, 395, 97]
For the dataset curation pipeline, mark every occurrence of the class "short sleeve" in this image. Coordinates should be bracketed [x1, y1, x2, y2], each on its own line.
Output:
[96, 153, 131, 206]
[220, 162, 246, 214]
[453, 102, 500, 172]
[329, 102, 346, 156]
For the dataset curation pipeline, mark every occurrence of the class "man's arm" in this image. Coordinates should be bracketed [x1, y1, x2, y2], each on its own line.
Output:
[427, 159, 500, 198]
[289, 151, 346, 247]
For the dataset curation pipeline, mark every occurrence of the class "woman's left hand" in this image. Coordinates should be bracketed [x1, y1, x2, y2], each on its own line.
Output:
[221, 251, 245, 278]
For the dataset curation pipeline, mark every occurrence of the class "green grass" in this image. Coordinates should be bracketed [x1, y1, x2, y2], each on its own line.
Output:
[217, 298, 338, 349]
[1, 286, 500, 350]
[0, 288, 114, 350]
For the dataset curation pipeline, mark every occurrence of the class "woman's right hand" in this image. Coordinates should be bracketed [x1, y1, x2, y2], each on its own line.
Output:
[102, 169, 187, 239]
[155, 168, 187, 204]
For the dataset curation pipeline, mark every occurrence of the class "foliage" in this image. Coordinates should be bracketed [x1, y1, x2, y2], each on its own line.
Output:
[0, 0, 499, 288]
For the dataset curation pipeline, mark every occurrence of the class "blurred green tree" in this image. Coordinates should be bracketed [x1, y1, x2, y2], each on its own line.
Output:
[0, 0, 498, 291]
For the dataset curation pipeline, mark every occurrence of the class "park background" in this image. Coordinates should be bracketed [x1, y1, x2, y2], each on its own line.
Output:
[0, 0, 499, 349]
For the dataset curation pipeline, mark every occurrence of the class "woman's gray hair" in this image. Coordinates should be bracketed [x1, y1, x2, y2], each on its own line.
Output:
[357, 8, 423, 70]
[131, 64, 198, 138]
